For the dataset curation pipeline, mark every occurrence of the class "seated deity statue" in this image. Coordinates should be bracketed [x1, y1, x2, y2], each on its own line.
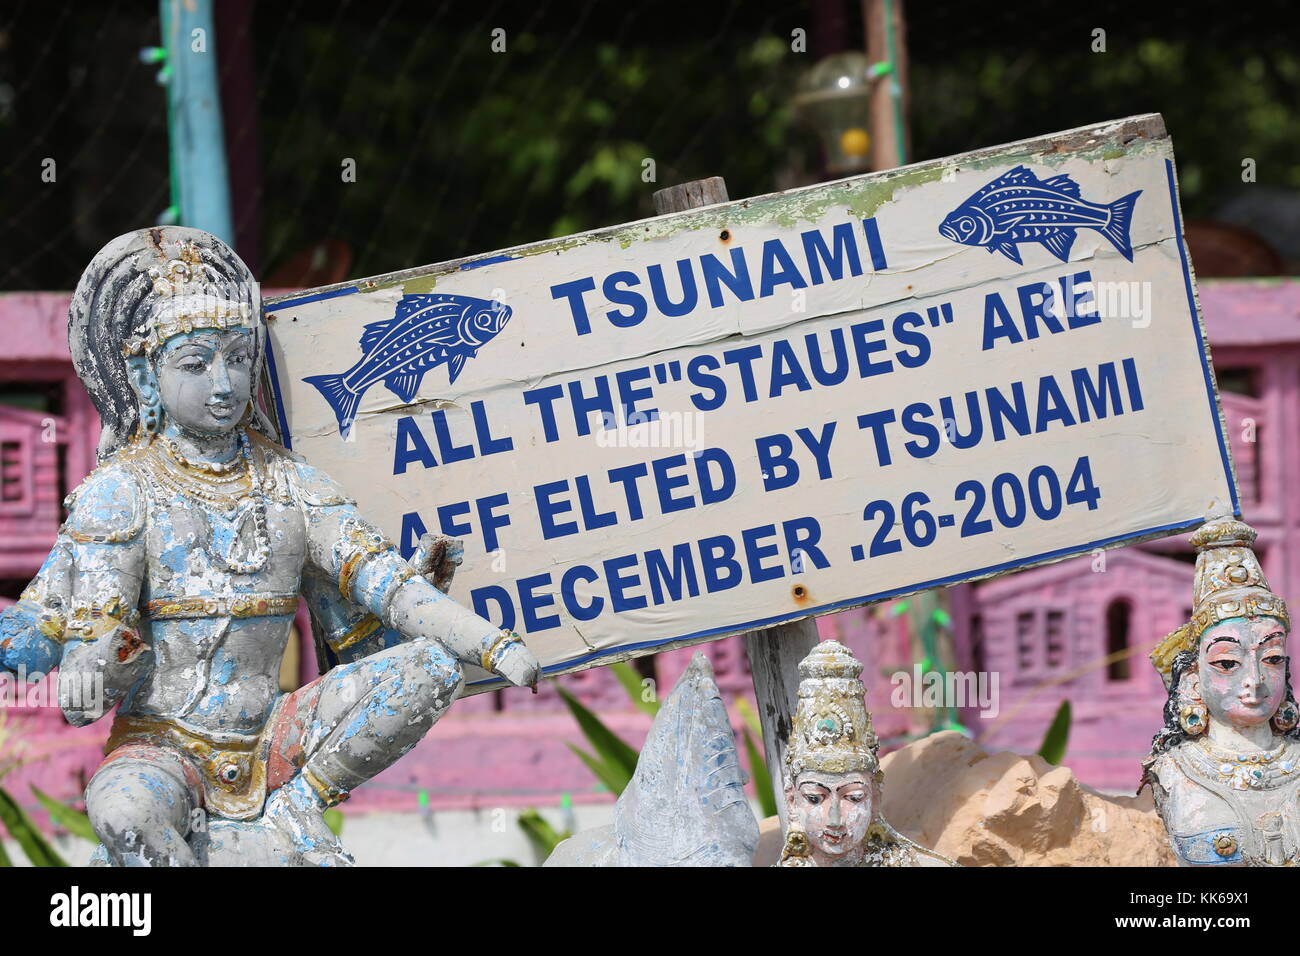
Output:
[779, 640, 956, 867]
[1143, 518, 1300, 866]
[0, 227, 540, 866]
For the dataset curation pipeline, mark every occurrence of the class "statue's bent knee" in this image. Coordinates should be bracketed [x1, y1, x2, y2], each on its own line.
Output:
[87, 757, 195, 863]
[374, 642, 462, 738]
[407, 640, 463, 707]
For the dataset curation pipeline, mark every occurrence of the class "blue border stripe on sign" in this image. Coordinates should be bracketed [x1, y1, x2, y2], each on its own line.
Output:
[262, 339, 293, 450]
[1165, 158, 1239, 515]
[265, 285, 360, 312]
[461, 254, 517, 271]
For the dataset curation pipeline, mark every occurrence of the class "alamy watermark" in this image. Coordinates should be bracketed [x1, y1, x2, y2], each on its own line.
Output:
[0, 666, 104, 715]
[889, 665, 999, 718]
[593, 409, 706, 455]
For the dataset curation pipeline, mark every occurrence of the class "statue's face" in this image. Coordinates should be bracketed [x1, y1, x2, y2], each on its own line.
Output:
[153, 329, 254, 436]
[1197, 616, 1289, 729]
[788, 770, 875, 860]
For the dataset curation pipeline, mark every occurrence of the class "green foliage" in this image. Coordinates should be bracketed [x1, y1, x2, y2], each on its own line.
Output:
[1037, 700, 1072, 766]
[0, 785, 67, 867]
[556, 685, 639, 796]
[908, 7, 1300, 219]
[324, 808, 345, 836]
[30, 787, 96, 842]
[517, 808, 572, 860]
[732, 698, 777, 818]
[741, 728, 777, 819]
[255, 13, 805, 280]
[610, 660, 660, 717]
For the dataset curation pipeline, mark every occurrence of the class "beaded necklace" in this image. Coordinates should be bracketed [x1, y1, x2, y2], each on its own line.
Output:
[147, 430, 271, 574]
[1194, 737, 1298, 790]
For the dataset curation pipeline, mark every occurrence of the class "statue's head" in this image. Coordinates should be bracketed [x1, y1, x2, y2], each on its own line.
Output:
[780, 641, 883, 866]
[69, 227, 267, 458]
[1150, 520, 1297, 755]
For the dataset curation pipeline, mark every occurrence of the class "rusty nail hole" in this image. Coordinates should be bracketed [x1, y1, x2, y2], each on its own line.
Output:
[792, 584, 807, 599]
[719, 229, 731, 242]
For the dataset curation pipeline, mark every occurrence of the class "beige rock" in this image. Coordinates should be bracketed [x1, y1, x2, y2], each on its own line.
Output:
[752, 731, 1175, 867]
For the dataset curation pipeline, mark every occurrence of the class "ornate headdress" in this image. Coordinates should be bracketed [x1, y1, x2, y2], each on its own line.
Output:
[785, 641, 880, 781]
[68, 227, 269, 460]
[1150, 518, 1290, 688]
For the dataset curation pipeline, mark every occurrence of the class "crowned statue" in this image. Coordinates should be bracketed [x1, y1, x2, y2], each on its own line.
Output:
[0, 227, 540, 866]
[779, 641, 956, 867]
[1142, 518, 1299, 866]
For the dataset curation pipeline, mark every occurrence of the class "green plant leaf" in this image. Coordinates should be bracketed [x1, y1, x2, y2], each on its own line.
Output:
[0, 785, 67, 867]
[557, 686, 639, 781]
[30, 787, 96, 842]
[472, 857, 521, 866]
[733, 696, 763, 741]
[742, 728, 777, 819]
[565, 743, 630, 796]
[517, 808, 570, 858]
[610, 661, 659, 716]
[1037, 700, 1072, 766]
[323, 808, 344, 836]
[0, 836, 12, 866]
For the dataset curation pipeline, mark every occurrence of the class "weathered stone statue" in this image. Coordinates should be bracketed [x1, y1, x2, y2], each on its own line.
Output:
[779, 641, 956, 866]
[0, 227, 540, 866]
[1143, 518, 1299, 866]
[545, 652, 759, 866]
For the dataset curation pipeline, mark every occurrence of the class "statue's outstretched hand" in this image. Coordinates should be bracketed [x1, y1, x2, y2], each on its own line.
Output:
[491, 640, 542, 689]
[411, 532, 464, 594]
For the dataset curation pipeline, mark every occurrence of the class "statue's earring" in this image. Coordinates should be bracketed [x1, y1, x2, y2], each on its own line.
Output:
[1176, 672, 1207, 737]
[1273, 701, 1298, 734]
[126, 354, 162, 438]
[140, 397, 162, 436]
[778, 824, 811, 866]
[1179, 701, 1208, 736]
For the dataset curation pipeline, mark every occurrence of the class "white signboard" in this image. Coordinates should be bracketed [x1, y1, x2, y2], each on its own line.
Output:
[263, 114, 1236, 688]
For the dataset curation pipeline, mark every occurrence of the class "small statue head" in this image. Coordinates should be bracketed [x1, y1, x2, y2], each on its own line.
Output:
[69, 228, 268, 459]
[780, 641, 883, 866]
[1149, 520, 1296, 758]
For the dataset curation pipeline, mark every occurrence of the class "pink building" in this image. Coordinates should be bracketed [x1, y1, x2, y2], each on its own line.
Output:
[2, 280, 1296, 822]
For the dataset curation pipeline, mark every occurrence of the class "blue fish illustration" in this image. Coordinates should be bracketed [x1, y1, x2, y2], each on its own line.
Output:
[939, 166, 1141, 265]
[303, 292, 511, 439]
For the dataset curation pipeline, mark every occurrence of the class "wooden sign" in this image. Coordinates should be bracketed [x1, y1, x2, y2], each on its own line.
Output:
[262, 114, 1235, 688]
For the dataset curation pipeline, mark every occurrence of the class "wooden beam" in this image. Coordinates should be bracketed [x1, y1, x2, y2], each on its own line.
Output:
[652, 176, 820, 829]
[864, 0, 911, 171]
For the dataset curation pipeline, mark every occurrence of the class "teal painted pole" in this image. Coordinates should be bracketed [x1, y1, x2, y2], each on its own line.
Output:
[160, 0, 234, 243]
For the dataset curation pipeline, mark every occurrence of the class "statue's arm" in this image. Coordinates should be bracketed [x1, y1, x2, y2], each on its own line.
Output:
[300, 533, 464, 670]
[295, 461, 539, 687]
[55, 465, 150, 725]
[0, 537, 76, 678]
